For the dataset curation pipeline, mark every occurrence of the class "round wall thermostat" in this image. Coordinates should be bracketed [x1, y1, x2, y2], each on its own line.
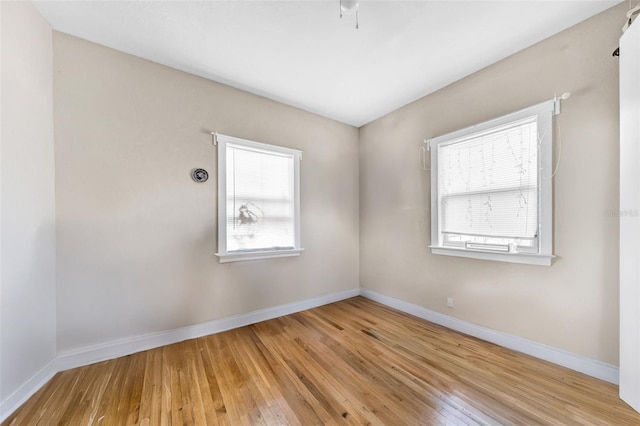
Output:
[191, 168, 209, 183]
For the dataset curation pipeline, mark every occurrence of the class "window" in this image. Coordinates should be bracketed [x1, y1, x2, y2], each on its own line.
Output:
[429, 101, 555, 266]
[216, 134, 302, 263]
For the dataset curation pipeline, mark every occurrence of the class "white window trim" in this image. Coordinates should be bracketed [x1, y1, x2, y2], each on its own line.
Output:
[429, 100, 555, 266]
[215, 133, 303, 263]
[430, 247, 554, 266]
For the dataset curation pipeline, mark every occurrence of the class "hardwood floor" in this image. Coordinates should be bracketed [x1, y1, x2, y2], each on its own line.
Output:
[4, 296, 640, 425]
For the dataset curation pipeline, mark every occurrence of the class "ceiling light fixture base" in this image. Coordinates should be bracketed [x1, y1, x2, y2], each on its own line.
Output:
[340, 0, 360, 29]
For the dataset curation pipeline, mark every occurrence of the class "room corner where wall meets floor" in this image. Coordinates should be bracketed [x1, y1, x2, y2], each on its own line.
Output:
[0, 288, 622, 423]
[7, 296, 640, 425]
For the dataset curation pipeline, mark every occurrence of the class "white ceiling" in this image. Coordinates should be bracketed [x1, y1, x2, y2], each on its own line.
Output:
[34, 1, 620, 127]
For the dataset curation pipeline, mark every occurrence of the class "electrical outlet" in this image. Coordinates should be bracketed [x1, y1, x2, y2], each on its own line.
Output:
[447, 297, 454, 308]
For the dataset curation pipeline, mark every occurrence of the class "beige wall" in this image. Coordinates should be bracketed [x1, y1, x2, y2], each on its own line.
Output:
[53, 33, 359, 353]
[359, 4, 624, 364]
[1, 0, 57, 403]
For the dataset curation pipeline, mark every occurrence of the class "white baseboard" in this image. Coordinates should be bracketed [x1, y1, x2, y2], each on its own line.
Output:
[0, 360, 58, 423]
[360, 288, 619, 385]
[1, 288, 359, 423]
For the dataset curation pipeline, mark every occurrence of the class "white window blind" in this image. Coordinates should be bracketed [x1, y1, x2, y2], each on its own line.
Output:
[226, 144, 295, 252]
[429, 100, 555, 266]
[438, 116, 538, 241]
[216, 134, 302, 263]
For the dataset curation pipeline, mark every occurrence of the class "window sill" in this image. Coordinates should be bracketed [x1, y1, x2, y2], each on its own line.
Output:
[216, 248, 304, 263]
[430, 246, 554, 266]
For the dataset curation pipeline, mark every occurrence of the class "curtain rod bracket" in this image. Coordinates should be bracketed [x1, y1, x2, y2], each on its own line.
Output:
[553, 92, 571, 116]
[211, 131, 218, 146]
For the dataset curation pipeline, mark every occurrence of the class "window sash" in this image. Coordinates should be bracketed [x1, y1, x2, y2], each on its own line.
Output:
[216, 134, 302, 262]
[442, 233, 538, 254]
[429, 100, 554, 264]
